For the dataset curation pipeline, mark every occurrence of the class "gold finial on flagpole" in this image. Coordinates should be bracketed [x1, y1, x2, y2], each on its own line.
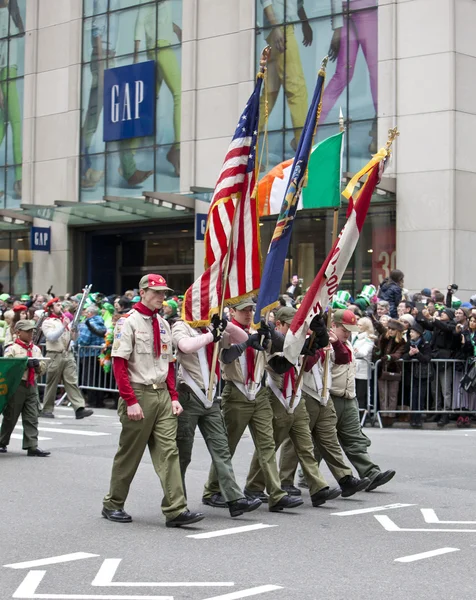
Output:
[385, 127, 400, 152]
[258, 45, 271, 77]
[318, 55, 329, 77]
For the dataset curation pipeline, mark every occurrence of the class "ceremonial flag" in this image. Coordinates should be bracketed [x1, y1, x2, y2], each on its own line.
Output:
[0, 358, 28, 415]
[258, 131, 344, 216]
[283, 148, 389, 364]
[254, 62, 327, 323]
[182, 71, 264, 326]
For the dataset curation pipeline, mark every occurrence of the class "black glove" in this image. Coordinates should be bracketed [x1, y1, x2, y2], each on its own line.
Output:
[309, 314, 329, 349]
[257, 319, 271, 342]
[210, 314, 227, 343]
[301, 336, 319, 357]
[247, 333, 265, 352]
[27, 358, 40, 369]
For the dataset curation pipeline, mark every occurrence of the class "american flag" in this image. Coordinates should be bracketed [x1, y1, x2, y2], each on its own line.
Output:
[183, 76, 263, 326]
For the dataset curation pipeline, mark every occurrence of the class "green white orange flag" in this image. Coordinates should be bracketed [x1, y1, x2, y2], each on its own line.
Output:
[258, 130, 344, 216]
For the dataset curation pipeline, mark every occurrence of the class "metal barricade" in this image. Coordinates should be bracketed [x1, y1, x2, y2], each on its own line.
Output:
[371, 358, 474, 427]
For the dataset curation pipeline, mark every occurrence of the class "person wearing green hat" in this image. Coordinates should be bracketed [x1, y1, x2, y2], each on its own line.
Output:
[163, 299, 179, 327]
[0, 320, 50, 456]
[332, 290, 351, 310]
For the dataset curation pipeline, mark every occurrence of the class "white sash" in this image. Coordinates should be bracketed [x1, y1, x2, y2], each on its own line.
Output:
[180, 346, 215, 408]
[233, 353, 262, 401]
[267, 370, 302, 414]
[303, 361, 331, 406]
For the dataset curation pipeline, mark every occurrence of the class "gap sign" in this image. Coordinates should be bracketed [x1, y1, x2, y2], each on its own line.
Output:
[103, 60, 156, 142]
[31, 227, 51, 252]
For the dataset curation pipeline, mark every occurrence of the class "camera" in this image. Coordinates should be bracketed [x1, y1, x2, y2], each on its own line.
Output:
[448, 284, 458, 292]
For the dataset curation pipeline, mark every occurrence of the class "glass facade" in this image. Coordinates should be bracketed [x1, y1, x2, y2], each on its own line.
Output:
[255, 0, 378, 173]
[0, 230, 32, 294]
[0, 0, 25, 208]
[80, 0, 183, 202]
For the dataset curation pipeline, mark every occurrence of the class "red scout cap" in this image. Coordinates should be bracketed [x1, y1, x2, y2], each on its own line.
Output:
[333, 309, 359, 332]
[45, 297, 60, 309]
[138, 274, 172, 292]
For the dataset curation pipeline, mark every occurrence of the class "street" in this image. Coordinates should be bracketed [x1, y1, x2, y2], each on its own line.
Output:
[1, 408, 476, 600]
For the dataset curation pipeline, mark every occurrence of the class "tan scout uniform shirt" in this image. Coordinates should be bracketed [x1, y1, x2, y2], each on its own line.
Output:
[220, 336, 266, 401]
[112, 309, 173, 385]
[172, 320, 230, 407]
[302, 354, 332, 406]
[5, 342, 46, 381]
[330, 341, 356, 399]
[42, 318, 72, 352]
[265, 350, 302, 413]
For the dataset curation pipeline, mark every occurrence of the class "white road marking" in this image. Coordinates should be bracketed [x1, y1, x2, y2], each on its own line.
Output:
[12, 570, 173, 599]
[5, 552, 99, 569]
[91, 558, 234, 587]
[15, 426, 110, 437]
[395, 547, 460, 563]
[11, 434, 52, 441]
[187, 524, 277, 539]
[375, 514, 476, 533]
[421, 508, 476, 525]
[331, 503, 415, 517]
[200, 586, 283, 600]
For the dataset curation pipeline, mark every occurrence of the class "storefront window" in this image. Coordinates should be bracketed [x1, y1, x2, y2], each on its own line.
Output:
[80, 0, 183, 202]
[0, 230, 32, 294]
[0, 0, 26, 208]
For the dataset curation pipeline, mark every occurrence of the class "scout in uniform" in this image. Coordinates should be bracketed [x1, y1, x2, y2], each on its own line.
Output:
[278, 322, 371, 497]
[102, 274, 205, 527]
[40, 298, 93, 420]
[245, 307, 342, 507]
[329, 309, 396, 491]
[172, 314, 262, 518]
[0, 320, 50, 456]
[203, 300, 302, 512]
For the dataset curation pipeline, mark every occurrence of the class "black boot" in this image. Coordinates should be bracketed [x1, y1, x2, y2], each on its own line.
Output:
[228, 497, 262, 518]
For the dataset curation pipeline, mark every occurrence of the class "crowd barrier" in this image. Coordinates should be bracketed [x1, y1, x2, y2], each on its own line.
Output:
[34, 345, 476, 428]
[369, 358, 476, 428]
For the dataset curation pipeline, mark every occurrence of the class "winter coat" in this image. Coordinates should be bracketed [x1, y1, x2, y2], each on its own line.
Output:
[417, 317, 457, 359]
[402, 338, 432, 379]
[373, 330, 408, 375]
[352, 332, 374, 380]
[378, 280, 402, 318]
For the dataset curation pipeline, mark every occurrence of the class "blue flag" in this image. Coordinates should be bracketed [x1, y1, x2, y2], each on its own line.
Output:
[254, 62, 327, 323]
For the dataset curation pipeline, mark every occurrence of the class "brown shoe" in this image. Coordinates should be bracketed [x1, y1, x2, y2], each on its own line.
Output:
[166, 146, 180, 177]
[126, 169, 153, 186]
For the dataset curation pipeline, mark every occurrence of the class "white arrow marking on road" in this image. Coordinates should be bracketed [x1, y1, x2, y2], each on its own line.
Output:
[421, 508, 476, 525]
[15, 426, 110, 437]
[5, 553, 99, 569]
[187, 524, 277, 539]
[12, 570, 173, 600]
[91, 558, 234, 587]
[11, 434, 52, 441]
[395, 547, 460, 563]
[331, 503, 415, 517]
[200, 586, 283, 600]
[375, 515, 476, 533]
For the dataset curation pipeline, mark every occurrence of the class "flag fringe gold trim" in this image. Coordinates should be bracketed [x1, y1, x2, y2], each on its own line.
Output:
[181, 288, 260, 329]
[342, 147, 387, 201]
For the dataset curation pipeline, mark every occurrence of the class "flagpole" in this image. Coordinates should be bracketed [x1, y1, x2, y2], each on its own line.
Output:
[207, 46, 272, 403]
[290, 109, 344, 410]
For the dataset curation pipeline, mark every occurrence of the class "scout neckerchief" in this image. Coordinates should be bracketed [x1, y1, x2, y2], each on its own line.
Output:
[133, 302, 161, 357]
[232, 318, 255, 384]
[201, 328, 220, 376]
[15, 339, 35, 387]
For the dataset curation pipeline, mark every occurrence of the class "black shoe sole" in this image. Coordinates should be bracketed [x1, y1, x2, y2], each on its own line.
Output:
[341, 479, 370, 498]
[269, 498, 304, 512]
[366, 471, 396, 492]
[202, 497, 227, 509]
[101, 508, 132, 523]
[311, 488, 342, 507]
[165, 514, 205, 528]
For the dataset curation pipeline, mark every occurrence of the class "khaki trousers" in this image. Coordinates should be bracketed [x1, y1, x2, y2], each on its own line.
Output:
[245, 389, 329, 496]
[0, 381, 39, 450]
[176, 388, 242, 503]
[42, 352, 85, 413]
[202, 382, 286, 506]
[279, 393, 352, 486]
[103, 386, 187, 520]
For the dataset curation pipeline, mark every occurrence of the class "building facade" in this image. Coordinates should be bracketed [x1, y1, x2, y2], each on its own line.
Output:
[0, 0, 473, 300]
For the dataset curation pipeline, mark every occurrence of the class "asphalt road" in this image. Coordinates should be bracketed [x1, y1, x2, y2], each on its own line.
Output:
[1, 406, 476, 600]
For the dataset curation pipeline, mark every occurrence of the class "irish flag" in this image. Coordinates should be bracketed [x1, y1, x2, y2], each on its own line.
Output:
[258, 131, 344, 216]
[283, 147, 389, 365]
